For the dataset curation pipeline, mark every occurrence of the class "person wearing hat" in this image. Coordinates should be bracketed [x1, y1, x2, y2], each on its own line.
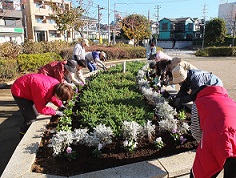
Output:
[172, 66, 223, 104]
[85, 51, 107, 72]
[189, 85, 236, 178]
[72, 38, 89, 61]
[11, 73, 74, 138]
[38, 60, 77, 85]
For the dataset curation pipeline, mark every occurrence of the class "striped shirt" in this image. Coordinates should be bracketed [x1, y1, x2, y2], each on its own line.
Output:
[190, 102, 202, 143]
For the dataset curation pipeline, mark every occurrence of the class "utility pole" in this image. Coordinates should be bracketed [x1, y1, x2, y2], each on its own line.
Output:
[108, 0, 110, 44]
[201, 3, 207, 49]
[113, 3, 116, 45]
[232, 14, 236, 46]
[154, 5, 161, 44]
[98, 5, 104, 44]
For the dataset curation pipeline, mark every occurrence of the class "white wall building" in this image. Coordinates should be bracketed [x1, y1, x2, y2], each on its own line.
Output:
[0, 0, 24, 44]
[218, 1, 236, 35]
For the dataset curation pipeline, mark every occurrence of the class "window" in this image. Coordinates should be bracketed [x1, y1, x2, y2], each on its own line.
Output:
[48, 18, 55, 24]
[35, 16, 43, 23]
[5, 19, 16, 26]
[2, 1, 14, 10]
[187, 23, 193, 31]
[49, 30, 57, 38]
[162, 23, 168, 30]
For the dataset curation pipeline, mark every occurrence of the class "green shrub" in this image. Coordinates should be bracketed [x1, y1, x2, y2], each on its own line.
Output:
[42, 40, 69, 54]
[22, 40, 45, 54]
[196, 47, 236, 57]
[195, 49, 208, 56]
[0, 42, 22, 58]
[0, 58, 18, 82]
[17, 52, 62, 73]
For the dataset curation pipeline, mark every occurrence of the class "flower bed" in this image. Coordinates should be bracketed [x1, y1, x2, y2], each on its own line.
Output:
[32, 61, 197, 177]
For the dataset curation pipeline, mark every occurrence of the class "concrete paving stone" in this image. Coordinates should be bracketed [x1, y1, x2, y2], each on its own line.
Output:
[76, 160, 167, 178]
[158, 151, 195, 177]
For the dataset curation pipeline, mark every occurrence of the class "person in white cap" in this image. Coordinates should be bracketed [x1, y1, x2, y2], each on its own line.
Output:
[85, 51, 107, 72]
[72, 38, 89, 61]
[172, 66, 223, 104]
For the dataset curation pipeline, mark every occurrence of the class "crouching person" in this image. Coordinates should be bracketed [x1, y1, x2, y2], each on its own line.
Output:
[11, 74, 74, 139]
[190, 85, 236, 178]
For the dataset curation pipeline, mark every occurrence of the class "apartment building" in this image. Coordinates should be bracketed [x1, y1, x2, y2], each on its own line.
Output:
[0, 0, 24, 44]
[218, 1, 236, 35]
[22, 0, 75, 42]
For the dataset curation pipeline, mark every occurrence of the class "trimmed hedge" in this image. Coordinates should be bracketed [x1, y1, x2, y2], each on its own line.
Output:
[17, 52, 63, 73]
[196, 47, 236, 57]
[0, 58, 18, 82]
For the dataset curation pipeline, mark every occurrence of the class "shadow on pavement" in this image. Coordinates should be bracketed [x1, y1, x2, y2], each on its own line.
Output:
[0, 111, 23, 175]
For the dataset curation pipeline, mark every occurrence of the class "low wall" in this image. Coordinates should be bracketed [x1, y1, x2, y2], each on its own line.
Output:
[157, 41, 193, 49]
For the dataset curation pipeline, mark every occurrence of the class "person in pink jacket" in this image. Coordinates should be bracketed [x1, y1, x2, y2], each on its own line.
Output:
[11, 74, 74, 138]
[190, 86, 236, 178]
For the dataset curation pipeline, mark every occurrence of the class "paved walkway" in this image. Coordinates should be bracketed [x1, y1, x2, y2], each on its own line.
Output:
[0, 50, 236, 176]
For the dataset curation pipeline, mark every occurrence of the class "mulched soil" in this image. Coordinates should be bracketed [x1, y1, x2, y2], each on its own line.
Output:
[32, 115, 198, 177]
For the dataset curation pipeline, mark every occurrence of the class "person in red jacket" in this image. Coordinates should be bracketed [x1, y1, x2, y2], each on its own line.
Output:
[190, 86, 236, 178]
[11, 74, 74, 138]
[38, 60, 86, 86]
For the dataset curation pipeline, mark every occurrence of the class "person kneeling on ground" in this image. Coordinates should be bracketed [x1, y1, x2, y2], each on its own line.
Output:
[11, 74, 74, 139]
[190, 85, 236, 178]
[85, 51, 107, 72]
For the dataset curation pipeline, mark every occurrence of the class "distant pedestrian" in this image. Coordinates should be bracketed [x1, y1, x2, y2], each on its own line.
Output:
[72, 38, 89, 61]
[190, 85, 236, 178]
[85, 51, 107, 72]
[11, 74, 74, 138]
[172, 37, 176, 49]
[146, 42, 157, 60]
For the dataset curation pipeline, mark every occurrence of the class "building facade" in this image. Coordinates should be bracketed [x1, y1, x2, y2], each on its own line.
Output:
[218, 1, 236, 35]
[21, 0, 74, 42]
[158, 17, 201, 40]
[0, 0, 24, 44]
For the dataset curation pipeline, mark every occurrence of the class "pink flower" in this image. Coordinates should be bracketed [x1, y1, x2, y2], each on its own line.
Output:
[66, 147, 72, 154]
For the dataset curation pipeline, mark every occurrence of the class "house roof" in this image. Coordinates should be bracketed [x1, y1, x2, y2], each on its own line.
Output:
[160, 17, 194, 22]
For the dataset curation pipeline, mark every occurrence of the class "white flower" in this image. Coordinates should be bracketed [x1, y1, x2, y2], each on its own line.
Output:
[155, 137, 162, 143]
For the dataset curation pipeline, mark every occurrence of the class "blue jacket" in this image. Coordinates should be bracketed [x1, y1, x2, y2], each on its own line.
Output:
[177, 69, 223, 103]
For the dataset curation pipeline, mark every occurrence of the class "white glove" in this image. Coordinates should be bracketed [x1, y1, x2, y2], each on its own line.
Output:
[56, 111, 64, 117]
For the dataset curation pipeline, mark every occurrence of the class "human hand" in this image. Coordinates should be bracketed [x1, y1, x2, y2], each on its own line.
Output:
[59, 105, 67, 111]
[56, 111, 64, 117]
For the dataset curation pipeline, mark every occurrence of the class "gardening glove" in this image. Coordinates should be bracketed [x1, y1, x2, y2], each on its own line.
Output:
[55, 111, 64, 117]
[59, 105, 67, 111]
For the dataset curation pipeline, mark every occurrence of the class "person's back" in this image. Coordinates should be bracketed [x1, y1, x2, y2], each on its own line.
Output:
[172, 67, 223, 103]
[191, 86, 236, 177]
[38, 61, 66, 82]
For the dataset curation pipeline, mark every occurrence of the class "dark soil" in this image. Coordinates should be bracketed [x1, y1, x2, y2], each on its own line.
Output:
[32, 115, 198, 177]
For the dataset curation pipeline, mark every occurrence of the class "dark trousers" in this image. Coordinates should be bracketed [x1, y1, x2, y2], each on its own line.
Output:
[12, 95, 36, 135]
[190, 157, 236, 178]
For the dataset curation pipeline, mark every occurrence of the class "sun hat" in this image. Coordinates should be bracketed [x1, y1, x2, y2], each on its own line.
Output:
[172, 65, 188, 84]
[64, 60, 77, 73]
[82, 39, 89, 47]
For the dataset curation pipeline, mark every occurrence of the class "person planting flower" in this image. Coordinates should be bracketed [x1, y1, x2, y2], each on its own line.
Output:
[11, 74, 74, 139]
